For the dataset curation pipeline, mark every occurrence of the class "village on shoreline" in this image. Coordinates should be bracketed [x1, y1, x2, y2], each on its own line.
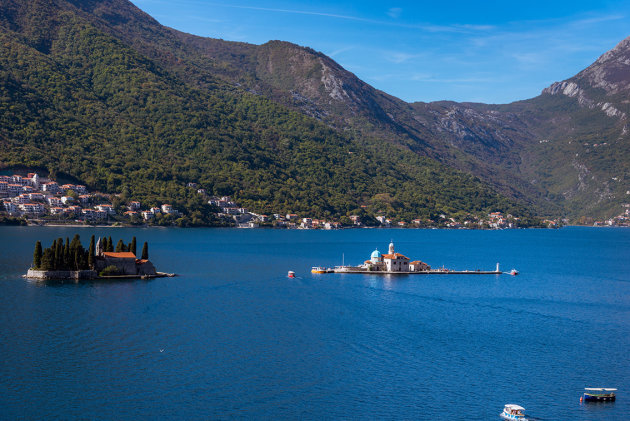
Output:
[1, 171, 628, 229]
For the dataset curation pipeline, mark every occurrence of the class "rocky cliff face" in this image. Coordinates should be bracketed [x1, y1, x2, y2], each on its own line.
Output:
[542, 36, 630, 120]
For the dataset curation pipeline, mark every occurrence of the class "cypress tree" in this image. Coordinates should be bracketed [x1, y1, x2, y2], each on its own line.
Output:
[41, 248, 54, 271]
[33, 241, 42, 269]
[74, 247, 80, 270]
[55, 237, 64, 270]
[107, 236, 113, 252]
[64, 237, 71, 269]
[57, 238, 64, 270]
[141, 242, 148, 260]
[88, 235, 95, 269]
[70, 234, 81, 250]
[101, 237, 108, 253]
[81, 249, 89, 270]
[115, 239, 125, 252]
[52, 239, 59, 270]
[130, 236, 137, 256]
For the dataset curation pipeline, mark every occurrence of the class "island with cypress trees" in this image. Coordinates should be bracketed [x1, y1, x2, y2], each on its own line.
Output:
[26, 234, 172, 280]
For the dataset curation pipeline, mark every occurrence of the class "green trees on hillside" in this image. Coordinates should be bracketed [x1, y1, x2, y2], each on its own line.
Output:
[0, 7, 538, 223]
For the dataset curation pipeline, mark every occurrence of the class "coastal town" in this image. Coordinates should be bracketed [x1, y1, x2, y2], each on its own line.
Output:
[0, 172, 183, 225]
[0, 170, 595, 229]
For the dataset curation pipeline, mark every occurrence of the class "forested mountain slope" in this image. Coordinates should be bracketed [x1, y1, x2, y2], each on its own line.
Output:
[0, 0, 533, 223]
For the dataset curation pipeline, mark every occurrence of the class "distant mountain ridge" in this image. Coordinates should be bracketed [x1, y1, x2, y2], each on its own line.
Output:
[0, 0, 628, 221]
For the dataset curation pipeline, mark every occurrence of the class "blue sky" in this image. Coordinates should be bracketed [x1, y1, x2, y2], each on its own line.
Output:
[130, 0, 630, 104]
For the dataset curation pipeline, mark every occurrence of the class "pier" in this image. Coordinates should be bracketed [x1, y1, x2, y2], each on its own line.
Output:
[329, 268, 502, 275]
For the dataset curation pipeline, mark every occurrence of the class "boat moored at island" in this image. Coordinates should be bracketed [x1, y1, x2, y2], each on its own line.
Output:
[582, 388, 616, 402]
[311, 267, 333, 274]
[500, 404, 527, 420]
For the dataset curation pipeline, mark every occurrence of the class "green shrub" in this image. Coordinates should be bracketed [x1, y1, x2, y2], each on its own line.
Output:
[99, 265, 120, 276]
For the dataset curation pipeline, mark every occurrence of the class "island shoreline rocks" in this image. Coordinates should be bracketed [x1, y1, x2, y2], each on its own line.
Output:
[24, 269, 176, 281]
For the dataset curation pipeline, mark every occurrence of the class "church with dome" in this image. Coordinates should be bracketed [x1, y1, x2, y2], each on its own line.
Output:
[360, 242, 430, 273]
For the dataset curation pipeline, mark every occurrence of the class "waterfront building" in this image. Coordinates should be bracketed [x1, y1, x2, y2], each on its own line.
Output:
[356, 242, 430, 273]
[93, 248, 156, 276]
[381, 241, 410, 272]
[19, 203, 45, 216]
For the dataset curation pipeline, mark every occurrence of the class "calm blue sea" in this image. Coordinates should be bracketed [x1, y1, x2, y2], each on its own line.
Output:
[0, 226, 628, 420]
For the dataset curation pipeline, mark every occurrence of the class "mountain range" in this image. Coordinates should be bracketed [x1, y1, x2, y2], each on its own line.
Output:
[0, 0, 628, 222]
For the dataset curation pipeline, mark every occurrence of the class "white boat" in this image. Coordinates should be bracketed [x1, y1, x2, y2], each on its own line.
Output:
[287, 271, 295, 278]
[500, 404, 527, 420]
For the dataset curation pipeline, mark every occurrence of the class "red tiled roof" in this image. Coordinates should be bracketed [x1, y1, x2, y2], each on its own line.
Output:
[103, 252, 136, 258]
[382, 253, 409, 260]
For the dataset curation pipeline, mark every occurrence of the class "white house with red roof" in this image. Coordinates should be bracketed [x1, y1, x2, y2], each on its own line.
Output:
[359, 241, 430, 273]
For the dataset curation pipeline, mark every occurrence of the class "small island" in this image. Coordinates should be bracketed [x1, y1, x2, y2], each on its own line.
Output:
[26, 234, 173, 281]
[314, 241, 504, 275]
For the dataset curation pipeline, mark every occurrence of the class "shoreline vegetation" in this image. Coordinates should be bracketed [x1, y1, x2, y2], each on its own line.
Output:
[26, 234, 173, 281]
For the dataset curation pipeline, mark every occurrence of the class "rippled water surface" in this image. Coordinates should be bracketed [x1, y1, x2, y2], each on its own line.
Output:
[0, 226, 628, 420]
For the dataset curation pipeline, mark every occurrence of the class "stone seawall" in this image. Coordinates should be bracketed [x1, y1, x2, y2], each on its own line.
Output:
[26, 269, 98, 280]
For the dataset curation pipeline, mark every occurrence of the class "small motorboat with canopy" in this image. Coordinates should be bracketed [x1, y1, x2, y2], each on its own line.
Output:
[582, 388, 616, 402]
[500, 404, 527, 420]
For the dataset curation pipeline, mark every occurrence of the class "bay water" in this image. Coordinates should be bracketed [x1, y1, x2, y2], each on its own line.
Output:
[0, 226, 628, 420]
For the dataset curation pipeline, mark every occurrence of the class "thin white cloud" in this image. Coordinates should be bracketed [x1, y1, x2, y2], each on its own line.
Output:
[388, 8, 402, 19]
[410, 74, 495, 83]
[366, 73, 397, 82]
[511, 52, 545, 65]
[184, 15, 223, 24]
[384, 51, 423, 64]
[328, 46, 354, 58]
[210, 3, 376, 23]
[193, 2, 501, 34]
